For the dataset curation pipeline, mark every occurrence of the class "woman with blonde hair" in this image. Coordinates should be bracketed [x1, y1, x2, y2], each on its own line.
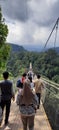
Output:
[18, 79, 38, 130]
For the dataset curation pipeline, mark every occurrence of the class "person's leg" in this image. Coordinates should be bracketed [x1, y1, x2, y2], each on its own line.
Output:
[21, 115, 27, 130]
[36, 93, 41, 108]
[0, 107, 3, 126]
[5, 100, 11, 125]
[28, 115, 35, 130]
[0, 100, 5, 125]
[1, 100, 5, 114]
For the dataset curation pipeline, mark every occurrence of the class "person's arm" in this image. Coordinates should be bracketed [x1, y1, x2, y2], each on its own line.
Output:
[33, 94, 39, 110]
[40, 78, 44, 89]
[11, 83, 15, 101]
[16, 91, 23, 105]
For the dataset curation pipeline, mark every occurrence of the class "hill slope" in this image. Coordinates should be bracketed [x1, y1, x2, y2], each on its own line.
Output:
[9, 43, 59, 53]
[9, 43, 26, 52]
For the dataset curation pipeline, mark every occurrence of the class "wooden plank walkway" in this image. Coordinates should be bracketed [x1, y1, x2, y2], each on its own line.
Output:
[0, 100, 52, 130]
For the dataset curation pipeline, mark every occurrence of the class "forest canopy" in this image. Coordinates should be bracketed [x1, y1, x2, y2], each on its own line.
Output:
[7, 48, 59, 84]
[0, 7, 10, 72]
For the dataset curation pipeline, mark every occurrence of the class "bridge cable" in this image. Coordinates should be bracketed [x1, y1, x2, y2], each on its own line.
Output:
[54, 20, 58, 49]
[43, 17, 59, 50]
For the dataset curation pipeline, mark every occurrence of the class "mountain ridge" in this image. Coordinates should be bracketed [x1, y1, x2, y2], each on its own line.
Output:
[9, 43, 59, 53]
[9, 43, 26, 52]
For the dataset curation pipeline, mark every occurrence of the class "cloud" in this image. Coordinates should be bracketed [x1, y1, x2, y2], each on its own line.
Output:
[1, 0, 59, 25]
[0, 0, 29, 22]
[0, 0, 59, 48]
[33, 27, 49, 43]
[29, 0, 59, 27]
[7, 21, 25, 44]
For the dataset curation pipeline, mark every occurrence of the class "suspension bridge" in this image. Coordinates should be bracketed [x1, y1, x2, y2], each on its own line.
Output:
[0, 18, 59, 130]
[0, 77, 59, 130]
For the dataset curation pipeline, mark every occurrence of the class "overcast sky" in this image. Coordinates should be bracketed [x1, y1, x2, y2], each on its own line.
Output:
[0, 0, 59, 49]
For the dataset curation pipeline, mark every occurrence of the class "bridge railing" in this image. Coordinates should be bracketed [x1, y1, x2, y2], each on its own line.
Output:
[41, 78, 59, 130]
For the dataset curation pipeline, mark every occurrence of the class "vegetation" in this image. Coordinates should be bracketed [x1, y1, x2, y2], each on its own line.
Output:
[43, 82, 59, 130]
[0, 7, 59, 84]
[6, 48, 59, 84]
[0, 7, 10, 74]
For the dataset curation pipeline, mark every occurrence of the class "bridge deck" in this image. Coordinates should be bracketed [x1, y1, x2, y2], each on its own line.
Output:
[0, 101, 52, 130]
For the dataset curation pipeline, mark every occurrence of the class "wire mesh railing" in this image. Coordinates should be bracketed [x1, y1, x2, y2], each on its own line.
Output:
[42, 79, 59, 130]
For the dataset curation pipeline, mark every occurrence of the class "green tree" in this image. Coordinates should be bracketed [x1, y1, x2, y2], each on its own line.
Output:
[0, 7, 10, 72]
[0, 7, 8, 47]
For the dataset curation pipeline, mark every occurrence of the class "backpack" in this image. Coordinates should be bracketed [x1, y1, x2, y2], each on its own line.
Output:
[16, 79, 23, 88]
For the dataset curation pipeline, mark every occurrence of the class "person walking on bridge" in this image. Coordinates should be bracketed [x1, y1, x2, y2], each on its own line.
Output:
[34, 74, 44, 109]
[17, 79, 38, 130]
[0, 71, 15, 126]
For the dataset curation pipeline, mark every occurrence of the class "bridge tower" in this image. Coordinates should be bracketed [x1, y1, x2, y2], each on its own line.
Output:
[29, 62, 32, 70]
[27, 62, 34, 78]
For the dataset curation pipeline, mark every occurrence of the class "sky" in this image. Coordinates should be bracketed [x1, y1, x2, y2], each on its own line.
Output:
[0, 0, 59, 50]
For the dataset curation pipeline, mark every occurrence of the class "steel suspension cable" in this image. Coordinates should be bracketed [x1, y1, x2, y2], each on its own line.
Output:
[43, 17, 59, 49]
[54, 21, 58, 48]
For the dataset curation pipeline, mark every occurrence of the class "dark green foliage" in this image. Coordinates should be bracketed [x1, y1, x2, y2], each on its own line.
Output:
[0, 7, 8, 47]
[0, 7, 10, 72]
[52, 75, 59, 83]
[6, 47, 59, 83]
